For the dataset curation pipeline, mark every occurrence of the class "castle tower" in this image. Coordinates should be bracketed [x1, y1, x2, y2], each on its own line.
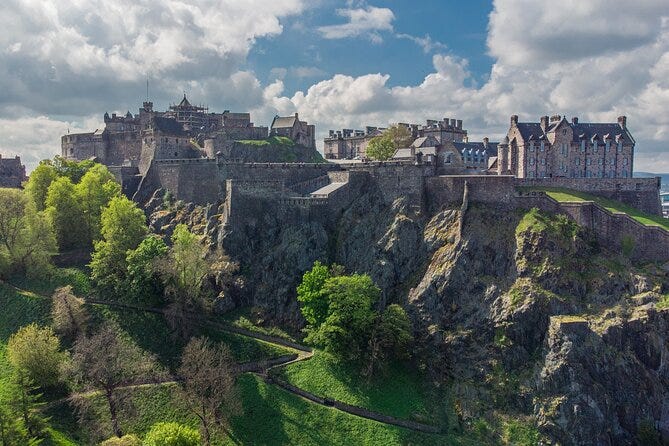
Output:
[497, 136, 509, 175]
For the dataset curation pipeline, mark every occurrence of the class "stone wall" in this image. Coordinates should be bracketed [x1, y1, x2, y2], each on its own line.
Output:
[345, 162, 431, 206]
[426, 175, 517, 210]
[107, 166, 141, 197]
[135, 159, 220, 204]
[518, 177, 662, 215]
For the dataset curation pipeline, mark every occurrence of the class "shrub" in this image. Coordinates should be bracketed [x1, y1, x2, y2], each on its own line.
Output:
[100, 434, 142, 446]
[143, 422, 201, 446]
[7, 323, 66, 388]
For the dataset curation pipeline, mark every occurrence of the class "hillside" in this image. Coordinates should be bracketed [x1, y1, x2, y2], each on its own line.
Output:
[220, 136, 326, 163]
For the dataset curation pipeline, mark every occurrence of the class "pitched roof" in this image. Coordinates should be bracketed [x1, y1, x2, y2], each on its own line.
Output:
[393, 148, 414, 159]
[515, 120, 631, 143]
[412, 135, 440, 148]
[178, 94, 191, 107]
[452, 141, 498, 156]
[271, 116, 297, 129]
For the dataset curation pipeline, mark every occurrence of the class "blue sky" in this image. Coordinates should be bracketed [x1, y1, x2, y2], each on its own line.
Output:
[1, 0, 668, 172]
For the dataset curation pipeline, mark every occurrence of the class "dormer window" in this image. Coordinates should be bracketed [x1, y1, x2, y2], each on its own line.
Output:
[605, 141, 610, 152]
[593, 141, 598, 153]
[540, 141, 545, 151]
[580, 140, 586, 152]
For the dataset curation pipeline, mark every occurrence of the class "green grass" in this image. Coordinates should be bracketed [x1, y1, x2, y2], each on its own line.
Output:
[236, 136, 295, 147]
[276, 351, 443, 425]
[50, 374, 458, 446]
[526, 187, 669, 230]
[657, 294, 669, 309]
[221, 307, 297, 342]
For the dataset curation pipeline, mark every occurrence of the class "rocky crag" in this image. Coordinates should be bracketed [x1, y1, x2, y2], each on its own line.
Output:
[144, 187, 669, 445]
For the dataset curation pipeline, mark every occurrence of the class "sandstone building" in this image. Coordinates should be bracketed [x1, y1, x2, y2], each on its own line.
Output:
[270, 113, 316, 149]
[0, 155, 27, 188]
[497, 115, 634, 178]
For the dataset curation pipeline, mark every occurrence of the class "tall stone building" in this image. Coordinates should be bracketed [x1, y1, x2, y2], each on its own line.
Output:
[498, 115, 634, 178]
[270, 113, 316, 149]
[0, 155, 27, 188]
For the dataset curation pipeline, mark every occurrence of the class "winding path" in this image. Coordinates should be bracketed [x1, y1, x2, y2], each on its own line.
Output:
[6, 281, 442, 434]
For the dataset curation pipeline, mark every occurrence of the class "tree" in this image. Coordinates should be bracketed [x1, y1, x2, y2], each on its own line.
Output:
[45, 176, 85, 251]
[0, 188, 56, 278]
[143, 422, 200, 446]
[90, 197, 148, 296]
[0, 379, 34, 446]
[296, 261, 331, 327]
[365, 304, 413, 377]
[305, 274, 380, 360]
[124, 236, 168, 305]
[158, 225, 210, 339]
[51, 156, 95, 184]
[177, 337, 240, 445]
[7, 324, 66, 389]
[67, 322, 162, 438]
[51, 286, 89, 341]
[99, 434, 141, 446]
[24, 162, 58, 211]
[7, 374, 48, 441]
[384, 125, 413, 150]
[75, 164, 121, 244]
[365, 135, 396, 161]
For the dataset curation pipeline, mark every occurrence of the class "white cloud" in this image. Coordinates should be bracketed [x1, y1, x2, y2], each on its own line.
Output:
[291, 66, 327, 79]
[396, 33, 448, 54]
[318, 6, 394, 42]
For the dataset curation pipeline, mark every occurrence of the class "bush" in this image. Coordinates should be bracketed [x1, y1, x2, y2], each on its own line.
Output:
[7, 323, 66, 388]
[143, 422, 200, 446]
[100, 434, 142, 446]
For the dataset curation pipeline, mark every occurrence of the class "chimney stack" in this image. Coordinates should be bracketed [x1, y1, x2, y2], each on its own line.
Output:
[483, 137, 489, 148]
[572, 117, 579, 124]
[510, 115, 518, 125]
[540, 115, 549, 131]
[456, 119, 462, 129]
[618, 116, 627, 128]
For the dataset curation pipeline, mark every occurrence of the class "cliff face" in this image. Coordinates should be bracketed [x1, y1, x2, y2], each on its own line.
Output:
[147, 191, 669, 444]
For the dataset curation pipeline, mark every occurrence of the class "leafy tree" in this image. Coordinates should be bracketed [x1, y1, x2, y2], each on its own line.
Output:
[67, 322, 163, 438]
[143, 422, 200, 446]
[305, 274, 380, 360]
[90, 197, 148, 296]
[365, 304, 413, 377]
[99, 434, 142, 446]
[51, 156, 95, 184]
[45, 177, 85, 251]
[8, 374, 48, 441]
[0, 188, 56, 278]
[178, 337, 240, 446]
[366, 136, 396, 161]
[75, 164, 121, 244]
[124, 236, 168, 305]
[51, 286, 89, 341]
[24, 162, 58, 211]
[383, 125, 413, 150]
[0, 380, 33, 446]
[296, 261, 331, 327]
[7, 324, 66, 389]
[158, 225, 210, 339]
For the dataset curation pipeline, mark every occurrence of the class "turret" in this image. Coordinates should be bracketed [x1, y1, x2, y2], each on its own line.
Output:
[497, 135, 509, 175]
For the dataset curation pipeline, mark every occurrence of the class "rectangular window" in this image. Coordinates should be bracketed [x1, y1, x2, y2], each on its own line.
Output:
[617, 141, 622, 152]
[593, 141, 598, 153]
[541, 158, 546, 165]
[529, 142, 535, 152]
[529, 158, 535, 166]
[623, 158, 628, 166]
[576, 158, 581, 166]
[598, 159, 603, 166]
[605, 141, 610, 152]
[587, 159, 592, 166]
[540, 141, 545, 152]
[609, 159, 614, 165]
[580, 140, 586, 152]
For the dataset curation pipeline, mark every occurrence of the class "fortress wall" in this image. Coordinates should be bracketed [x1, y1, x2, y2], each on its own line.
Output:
[426, 175, 517, 209]
[137, 159, 220, 204]
[518, 177, 662, 215]
[345, 164, 429, 205]
[515, 191, 669, 262]
[217, 162, 339, 189]
[106, 132, 142, 166]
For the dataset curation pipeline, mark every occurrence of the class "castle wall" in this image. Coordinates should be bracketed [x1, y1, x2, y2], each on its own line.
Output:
[106, 132, 142, 166]
[345, 162, 430, 205]
[107, 166, 141, 197]
[425, 175, 517, 209]
[136, 159, 220, 205]
[518, 177, 662, 215]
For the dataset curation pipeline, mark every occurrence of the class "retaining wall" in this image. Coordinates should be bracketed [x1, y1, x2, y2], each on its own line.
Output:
[426, 175, 517, 209]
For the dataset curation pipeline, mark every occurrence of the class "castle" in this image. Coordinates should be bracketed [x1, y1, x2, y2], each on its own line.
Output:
[0, 155, 27, 188]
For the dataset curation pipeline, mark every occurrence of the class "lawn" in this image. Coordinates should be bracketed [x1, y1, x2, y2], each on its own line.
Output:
[526, 187, 669, 230]
[48, 374, 460, 446]
[235, 136, 295, 146]
[276, 351, 445, 426]
[220, 306, 298, 342]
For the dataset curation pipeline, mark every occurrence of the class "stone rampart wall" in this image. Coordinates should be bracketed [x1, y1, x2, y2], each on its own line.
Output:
[518, 177, 662, 215]
[135, 159, 220, 204]
[426, 175, 517, 209]
[347, 163, 429, 205]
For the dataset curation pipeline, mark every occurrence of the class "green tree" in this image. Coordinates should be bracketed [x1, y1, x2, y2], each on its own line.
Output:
[365, 304, 413, 377]
[124, 236, 168, 305]
[0, 188, 56, 278]
[8, 374, 48, 441]
[24, 162, 58, 211]
[306, 274, 380, 360]
[366, 136, 396, 161]
[90, 197, 148, 296]
[75, 164, 121, 244]
[45, 177, 85, 251]
[383, 125, 413, 150]
[51, 286, 89, 341]
[51, 156, 95, 184]
[142, 422, 200, 446]
[99, 434, 142, 446]
[296, 261, 331, 327]
[0, 380, 32, 446]
[7, 324, 66, 389]
[67, 322, 163, 438]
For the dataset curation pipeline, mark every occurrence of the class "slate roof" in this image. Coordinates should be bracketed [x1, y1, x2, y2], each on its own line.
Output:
[153, 116, 188, 136]
[515, 120, 631, 143]
[271, 116, 297, 129]
[452, 141, 499, 157]
[393, 148, 414, 159]
[412, 136, 440, 148]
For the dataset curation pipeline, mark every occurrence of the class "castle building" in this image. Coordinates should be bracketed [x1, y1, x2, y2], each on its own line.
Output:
[324, 118, 468, 160]
[443, 138, 498, 172]
[497, 115, 634, 178]
[270, 113, 316, 149]
[0, 155, 27, 188]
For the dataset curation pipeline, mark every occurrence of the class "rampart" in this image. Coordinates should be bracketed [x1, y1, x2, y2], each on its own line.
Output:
[345, 162, 432, 205]
[135, 158, 220, 204]
[425, 175, 517, 209]
[518, 177, 662, 216]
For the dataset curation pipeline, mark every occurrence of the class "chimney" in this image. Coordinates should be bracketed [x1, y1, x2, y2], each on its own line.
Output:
[540, 115, 549, 131]
[483, 137, 489, 148]
[618, 115, 627, 128]
[510, 115, 518, 125]
[294, 112, 299, 118]
[456, 119, 462, 129]
[572, 117, 579, 124]
[450, 118, 457, 127]
[550, 114, 561, 123]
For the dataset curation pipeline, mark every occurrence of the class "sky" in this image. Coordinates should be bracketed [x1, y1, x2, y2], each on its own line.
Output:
[1, 0, 669, 172]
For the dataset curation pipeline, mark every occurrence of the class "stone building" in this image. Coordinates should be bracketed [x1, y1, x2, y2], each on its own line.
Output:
[270, 113, 316, 149]
[0, 155, 27, 188]
[497, 115, 634, 178]
[323, 127, 384, 159]
[138, 115, 203, 174]
[443, 138, 498, 172]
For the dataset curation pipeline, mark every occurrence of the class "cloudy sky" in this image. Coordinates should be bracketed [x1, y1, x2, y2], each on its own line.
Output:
[2, 0, 669, 172]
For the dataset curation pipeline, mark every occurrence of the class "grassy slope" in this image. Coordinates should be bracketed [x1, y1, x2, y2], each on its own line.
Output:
[527, 187, 669, 230]
[277, 351, 443, 425]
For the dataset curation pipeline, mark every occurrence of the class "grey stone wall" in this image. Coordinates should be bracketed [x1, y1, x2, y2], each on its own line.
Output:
[426, 175, 517, 210]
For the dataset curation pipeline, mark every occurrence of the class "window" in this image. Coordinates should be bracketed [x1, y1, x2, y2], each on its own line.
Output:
[609, 159, 614, 165]
[540, 158, 546, 165]
[580, 140, 586, 152]
[529, 158, 535, 166]
[605, 141, 610, 151]
[561, 143, 567, 156]
[623, 170, 628, 178]
[623, 157, 628, 166]
[540, 141, 545, 151]
[587, 159, 592, 166]
[598, 159, 603, 166]
[617, 141, 623, 152]
[593, 141, 598, 153]
[576, 158, 581, 166]
[529, 142, 535, 152]
[528, 171, 534, 178]
[610, 170, 616, 178]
